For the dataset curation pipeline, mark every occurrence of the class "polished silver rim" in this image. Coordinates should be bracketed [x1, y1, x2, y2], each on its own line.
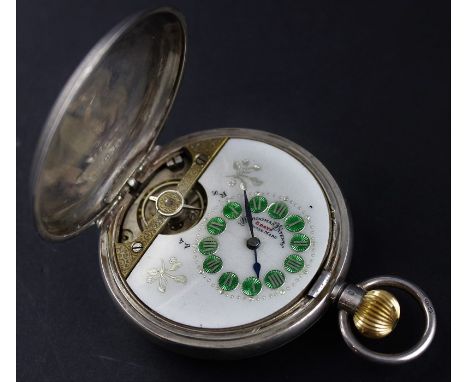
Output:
[338, 276, 436, 364]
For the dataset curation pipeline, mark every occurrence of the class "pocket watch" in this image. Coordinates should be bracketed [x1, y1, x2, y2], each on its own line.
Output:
[32, 7, 436, 363]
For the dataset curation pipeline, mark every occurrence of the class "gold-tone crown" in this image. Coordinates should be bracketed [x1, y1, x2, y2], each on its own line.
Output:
[353, 289, 400, 339]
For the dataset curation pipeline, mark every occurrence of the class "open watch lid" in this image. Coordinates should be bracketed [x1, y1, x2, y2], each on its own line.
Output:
[32, 9, 186, 240]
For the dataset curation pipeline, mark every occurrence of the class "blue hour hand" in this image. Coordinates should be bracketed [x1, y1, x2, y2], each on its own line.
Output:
[243, 189, 261, 278]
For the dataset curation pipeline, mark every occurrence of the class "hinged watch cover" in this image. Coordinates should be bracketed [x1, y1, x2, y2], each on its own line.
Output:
[32, 9, 186, 240]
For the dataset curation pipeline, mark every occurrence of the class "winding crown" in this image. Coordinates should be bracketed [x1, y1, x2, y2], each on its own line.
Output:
[353, 289, 400, 339]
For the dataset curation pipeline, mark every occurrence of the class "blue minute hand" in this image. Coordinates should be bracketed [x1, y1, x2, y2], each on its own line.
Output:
[243, 189, 261, 278]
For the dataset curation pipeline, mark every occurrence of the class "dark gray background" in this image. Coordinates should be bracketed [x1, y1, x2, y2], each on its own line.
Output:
[17, 0, 450, 381]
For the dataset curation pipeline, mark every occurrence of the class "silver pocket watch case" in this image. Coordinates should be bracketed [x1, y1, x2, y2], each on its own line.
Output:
[32, 8, 436, 362]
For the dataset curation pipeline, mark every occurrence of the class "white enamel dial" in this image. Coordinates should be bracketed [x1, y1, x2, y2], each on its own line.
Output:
[126, 138, 331, 328]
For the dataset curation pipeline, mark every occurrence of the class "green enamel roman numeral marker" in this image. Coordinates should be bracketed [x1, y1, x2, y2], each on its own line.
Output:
[198, 237, 218, 256]
[268, 201, 289, 219]
[242, 277, 262, 296]
[218, 272, 239, 291]
[249, 195, 268, 213]
[206, 217, 226, 235]
[284, 254, 305, 273]
[264, 270, 285, 289]
[203, 255, 223, 273]
[285, 215, 305, 232]
[290, 233, 310, 252]
[223, 201, 242, 219]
